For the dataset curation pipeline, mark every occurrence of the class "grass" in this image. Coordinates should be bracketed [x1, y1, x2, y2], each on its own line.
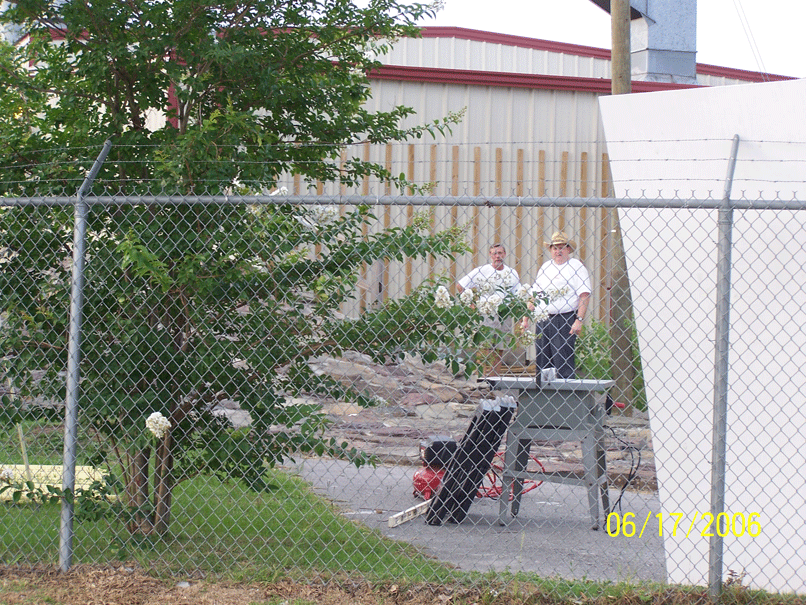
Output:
[3, 420, 456, 581]
[1, 467, 457, 583]
[3, 424, 805, 605]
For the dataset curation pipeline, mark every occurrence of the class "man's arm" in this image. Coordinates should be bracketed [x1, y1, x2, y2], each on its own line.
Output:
[576, 292, 590, 320]
[570, 292, 591, 335]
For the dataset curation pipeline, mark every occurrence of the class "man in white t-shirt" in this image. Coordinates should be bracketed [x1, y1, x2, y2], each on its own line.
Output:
[458, 243, 520, 375]
[522, 231, 591, 379]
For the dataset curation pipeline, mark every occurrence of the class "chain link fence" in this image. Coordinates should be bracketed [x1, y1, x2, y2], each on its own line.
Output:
[1, 145, 805, 598]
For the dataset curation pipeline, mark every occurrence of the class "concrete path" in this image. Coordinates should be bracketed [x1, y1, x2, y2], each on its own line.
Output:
[293, 458, 667, 584]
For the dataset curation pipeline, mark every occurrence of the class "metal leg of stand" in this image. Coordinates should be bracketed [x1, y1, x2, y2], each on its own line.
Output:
[498, 434, 529, 524]
[597, 432, 610, 524]
[498, 432, 517, 525]
[582, 433, 600, 529]
[509, 439, 531, 517]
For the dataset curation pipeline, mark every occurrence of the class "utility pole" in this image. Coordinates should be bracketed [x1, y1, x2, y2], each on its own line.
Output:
[608, 0, 636, 414]
[611, 0, 631, 95]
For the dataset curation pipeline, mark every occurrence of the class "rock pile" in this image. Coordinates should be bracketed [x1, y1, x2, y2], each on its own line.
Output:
[303, 352, 658, 492]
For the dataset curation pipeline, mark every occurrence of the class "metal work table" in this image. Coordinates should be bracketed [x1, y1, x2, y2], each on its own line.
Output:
[486, 377, 614, 529]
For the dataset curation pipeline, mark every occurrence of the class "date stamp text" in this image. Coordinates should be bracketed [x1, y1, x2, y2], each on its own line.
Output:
[606, 512, 761, 538]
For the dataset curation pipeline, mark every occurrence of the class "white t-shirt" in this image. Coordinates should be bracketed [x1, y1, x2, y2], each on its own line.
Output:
[458, 264, 520, 298]
[530, 258, 591, 315]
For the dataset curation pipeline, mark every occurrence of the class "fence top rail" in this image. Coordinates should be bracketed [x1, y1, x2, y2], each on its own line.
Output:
[2, 194, 805, 210]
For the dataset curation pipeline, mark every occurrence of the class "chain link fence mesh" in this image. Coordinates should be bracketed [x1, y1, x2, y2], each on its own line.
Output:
[1, 146, 805, 598]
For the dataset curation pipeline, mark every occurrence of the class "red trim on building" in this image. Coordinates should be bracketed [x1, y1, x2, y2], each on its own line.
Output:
[369, 64, 698, 94]
[418, 26, 612, 61]
[416, 26, 795, 83]
[695, 62, 794, 83]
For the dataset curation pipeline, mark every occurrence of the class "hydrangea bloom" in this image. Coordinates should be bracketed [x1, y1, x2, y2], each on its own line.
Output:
[515, 328, 537, 347]
[146, 412, 171, 440]
[496, 269, 520, 291]
[477, 292, 504, 318]
[0, 467, 13, 483]
[296, 204, 339, 230]
[531, 301, 550, 323]
[310, 204, 339, 226]
[528, 287, 570, 322]
[474, 275, 496, 296]
[434, 285, 451, 309]
[459, 288, 475, 306]
[514, 284, 531, 301]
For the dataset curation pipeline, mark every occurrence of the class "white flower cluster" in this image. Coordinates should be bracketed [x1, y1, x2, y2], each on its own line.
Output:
[530, 300, 551, 323]
[145, 412, 171, 440]
[310, 204, 339, 225]
[477, 293, 504, 318]
[296, 204, 339, 230]
[474, 270, 518, 297]
[433, 283, 571, 322]
[459, 287, 475, 306]
[515, 328, 537, 347]
[268, 186, 288, 196]
[434, 285, 451, 309]
[1, 467, 13, 483]
[473, 275, 496, 296]
[514, 284, 532, 301]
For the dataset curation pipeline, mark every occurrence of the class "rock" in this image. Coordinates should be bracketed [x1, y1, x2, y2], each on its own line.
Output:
[322, 402, 364, 416]
[415, 403, 459, 421]
[418, 380, 464, 403]
[399, 392, 443, 407]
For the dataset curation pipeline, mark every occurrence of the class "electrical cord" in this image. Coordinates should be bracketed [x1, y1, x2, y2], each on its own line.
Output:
[477, 451, 545, 499]
[608, 425, 642, 514]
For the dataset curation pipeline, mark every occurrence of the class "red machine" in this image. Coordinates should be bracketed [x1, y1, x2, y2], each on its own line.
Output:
[412, 436, 544, 500]
[412, 436, 456, 500]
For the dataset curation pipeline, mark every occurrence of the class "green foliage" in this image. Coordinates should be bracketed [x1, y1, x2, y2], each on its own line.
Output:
[0, 0, 478, 536]
[0, 0, 460, 195]
[576, 320, 614, 381]
[576, 318, 646, 410]
[1, 199, 481, 535]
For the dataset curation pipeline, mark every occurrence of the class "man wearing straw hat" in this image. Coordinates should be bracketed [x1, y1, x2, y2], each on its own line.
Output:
[522, 231, 591, 379]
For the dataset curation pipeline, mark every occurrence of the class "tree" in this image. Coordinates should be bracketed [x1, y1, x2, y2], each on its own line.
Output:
[0, 0, 460, 193]
[0, 0, 481, 537]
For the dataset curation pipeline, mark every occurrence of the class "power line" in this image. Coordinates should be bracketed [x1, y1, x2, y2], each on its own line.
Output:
[731, 0, 769, 80]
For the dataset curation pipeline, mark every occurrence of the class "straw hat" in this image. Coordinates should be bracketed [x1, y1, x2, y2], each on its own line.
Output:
[544, 231, 576, 251]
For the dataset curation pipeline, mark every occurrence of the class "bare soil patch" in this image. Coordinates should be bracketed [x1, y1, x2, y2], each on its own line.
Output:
[0, 565, 487, 605]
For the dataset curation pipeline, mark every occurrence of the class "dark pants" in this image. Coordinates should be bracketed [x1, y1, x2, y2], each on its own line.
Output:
[534, 311, 577, 379]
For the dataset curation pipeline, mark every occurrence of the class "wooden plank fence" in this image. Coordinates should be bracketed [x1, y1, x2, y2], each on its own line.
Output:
[282, 143, 618, 345]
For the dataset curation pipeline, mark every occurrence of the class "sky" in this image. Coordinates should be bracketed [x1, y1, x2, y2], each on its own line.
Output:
[416, 0, 805, 78]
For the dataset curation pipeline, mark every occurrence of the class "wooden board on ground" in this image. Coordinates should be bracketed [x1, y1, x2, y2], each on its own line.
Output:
[0, 465, 105, 502]
[388, 499, 431, 527]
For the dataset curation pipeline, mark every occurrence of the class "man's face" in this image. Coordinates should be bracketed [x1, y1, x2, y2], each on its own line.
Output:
[550, 243, 570, 264]
[489, 246, 506, 270]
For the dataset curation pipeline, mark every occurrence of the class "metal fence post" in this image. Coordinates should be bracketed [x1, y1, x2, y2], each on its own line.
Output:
[708, 134, 740, 599]
[59, 140, 113, 572]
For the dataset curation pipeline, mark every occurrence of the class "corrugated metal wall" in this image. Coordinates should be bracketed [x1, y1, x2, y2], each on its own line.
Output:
[383, 33, 613, 79]
[276, 30, 775, 330]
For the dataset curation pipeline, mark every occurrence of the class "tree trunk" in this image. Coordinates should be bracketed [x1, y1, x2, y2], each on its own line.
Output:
[126, 447, 153, 535]
[152, 431, 174, 535]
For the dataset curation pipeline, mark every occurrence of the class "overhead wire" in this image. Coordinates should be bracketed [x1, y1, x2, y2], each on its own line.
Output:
[731, 0, 770, 80]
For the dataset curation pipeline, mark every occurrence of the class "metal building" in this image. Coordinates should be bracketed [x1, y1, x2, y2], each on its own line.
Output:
[307, 26, 793, 323]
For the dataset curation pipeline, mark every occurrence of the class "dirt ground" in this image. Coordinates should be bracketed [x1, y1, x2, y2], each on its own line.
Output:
[0, 565, 493, 605]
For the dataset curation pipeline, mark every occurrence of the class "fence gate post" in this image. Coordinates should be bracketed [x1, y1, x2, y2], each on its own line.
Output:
[59, 139, 113, 572]
[708, 134, 740, 599]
